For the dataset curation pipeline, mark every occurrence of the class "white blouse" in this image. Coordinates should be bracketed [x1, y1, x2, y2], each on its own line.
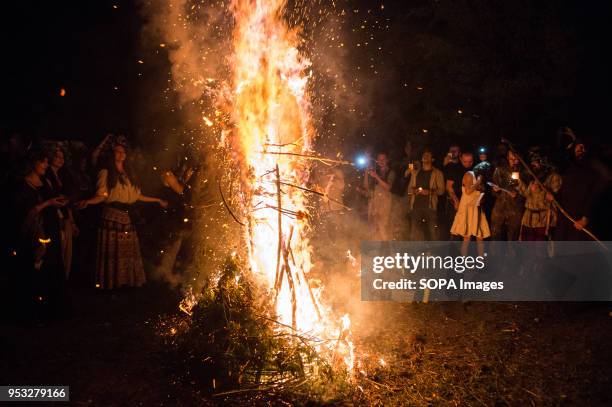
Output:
[96, 169, 141, 204]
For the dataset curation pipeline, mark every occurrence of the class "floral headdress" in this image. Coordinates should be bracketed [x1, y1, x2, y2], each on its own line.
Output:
[109, 134, 130, 150]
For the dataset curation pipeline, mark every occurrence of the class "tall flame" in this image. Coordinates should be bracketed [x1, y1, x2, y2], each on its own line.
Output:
[230, 0, 352, 369]
[231, 0, 313, 328]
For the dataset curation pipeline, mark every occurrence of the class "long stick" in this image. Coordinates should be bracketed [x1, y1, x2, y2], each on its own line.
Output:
[261, 180, 351, 211]
[218, 179, 246, 227]
[504, 139, 606, 249]
[260, 150, 351, 165]
[274, 165, 283, 296]
[277, 181, 351, 211]
[280, 228, 298, 332]
[283, 252, 298, 332]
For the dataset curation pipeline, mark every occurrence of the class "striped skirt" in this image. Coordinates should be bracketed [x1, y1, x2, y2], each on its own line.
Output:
[95, 206, 145, 289]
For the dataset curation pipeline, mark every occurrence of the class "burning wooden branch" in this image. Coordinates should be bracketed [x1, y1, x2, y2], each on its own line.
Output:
[218, 178, 246, 227]
[260, 150, 351, 166]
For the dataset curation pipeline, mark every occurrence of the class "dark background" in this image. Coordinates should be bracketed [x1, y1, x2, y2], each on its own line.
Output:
[2, 4, 612, 404]
[1, 0, 611, 153]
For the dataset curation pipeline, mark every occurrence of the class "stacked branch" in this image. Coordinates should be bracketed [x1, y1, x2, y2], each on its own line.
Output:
[163, 255, 350, 404]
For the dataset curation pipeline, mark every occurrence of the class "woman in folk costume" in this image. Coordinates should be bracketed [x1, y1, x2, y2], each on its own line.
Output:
[76, 136, 167, 289]
[450, 170, 491, 256]
[517, 150, 562, 241]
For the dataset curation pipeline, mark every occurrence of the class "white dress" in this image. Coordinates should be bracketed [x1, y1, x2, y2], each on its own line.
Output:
[450, 171, 491, 238]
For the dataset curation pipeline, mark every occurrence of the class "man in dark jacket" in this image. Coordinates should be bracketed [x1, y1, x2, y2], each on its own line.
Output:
[555, 140, 606, 241]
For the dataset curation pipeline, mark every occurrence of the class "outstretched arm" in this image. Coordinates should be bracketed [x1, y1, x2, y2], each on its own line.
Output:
[138, 194, 168, 208]
[76, 169, 109, 209]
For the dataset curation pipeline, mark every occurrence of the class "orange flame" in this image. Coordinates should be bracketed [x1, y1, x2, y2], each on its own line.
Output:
[229, 0, 353, 370]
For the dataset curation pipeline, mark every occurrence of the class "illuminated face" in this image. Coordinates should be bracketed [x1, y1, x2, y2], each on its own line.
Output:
[113, 145, 127, 163]
[460, 153, 473, 168]
[51, 150, 65, 169]
[479, 153, 487, 162]
[34, 158, 49, 176]
[575, 143, 585, 159]
[421, 151, 433, 165]
[508, 151, 519, 167]
[404, 141, 412, 155]
[376, 153, 389, 169]
[449, 146, 460, 159]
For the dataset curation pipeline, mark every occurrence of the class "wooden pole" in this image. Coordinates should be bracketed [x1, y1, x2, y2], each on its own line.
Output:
[504, 139, 606, 249]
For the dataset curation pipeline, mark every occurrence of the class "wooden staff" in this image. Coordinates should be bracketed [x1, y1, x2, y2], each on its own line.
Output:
[503, 138, 606, 249]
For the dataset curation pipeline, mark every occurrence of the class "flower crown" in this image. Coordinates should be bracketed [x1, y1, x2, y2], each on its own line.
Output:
[110, 134, 130, 149]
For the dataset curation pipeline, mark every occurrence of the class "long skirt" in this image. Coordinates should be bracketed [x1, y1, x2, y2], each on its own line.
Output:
[95, 206, 145, 289]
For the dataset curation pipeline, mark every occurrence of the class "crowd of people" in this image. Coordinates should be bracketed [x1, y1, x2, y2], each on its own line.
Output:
[349, 128, 608, 256]
[1, 133, 196, 322]
[1, 127, 609, 322]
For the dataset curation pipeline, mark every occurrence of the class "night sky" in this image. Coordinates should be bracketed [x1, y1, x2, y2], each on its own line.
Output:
[2, 0, 611, 154]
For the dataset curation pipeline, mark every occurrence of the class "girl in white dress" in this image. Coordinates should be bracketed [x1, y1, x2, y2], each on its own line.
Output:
[450, 171, 490, 255]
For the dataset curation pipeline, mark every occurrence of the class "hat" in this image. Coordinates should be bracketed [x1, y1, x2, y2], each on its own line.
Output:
[528, 148, 542, 163]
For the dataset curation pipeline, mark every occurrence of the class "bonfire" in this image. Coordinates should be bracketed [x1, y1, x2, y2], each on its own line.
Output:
[167, 0, 354, 398]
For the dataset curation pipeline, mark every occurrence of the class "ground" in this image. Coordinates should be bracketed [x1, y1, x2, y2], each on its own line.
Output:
[1, 283, 611, 406]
